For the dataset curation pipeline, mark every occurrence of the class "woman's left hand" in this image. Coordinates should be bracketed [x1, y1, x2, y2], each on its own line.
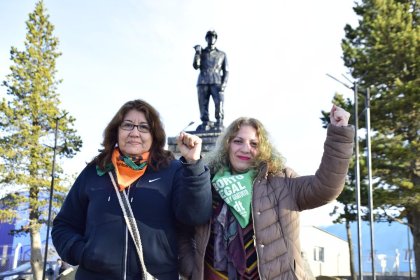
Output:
[177, 132, 202, 163]
[330, 105, 351, 127]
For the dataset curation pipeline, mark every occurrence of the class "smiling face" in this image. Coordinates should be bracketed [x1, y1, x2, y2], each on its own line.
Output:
[228, 124, 259, 173]
[117, 109, 153, 158]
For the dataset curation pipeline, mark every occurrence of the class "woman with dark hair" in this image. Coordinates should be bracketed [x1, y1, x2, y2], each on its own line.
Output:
[52, 99, 212, 280]
[178, 105, 354, 280]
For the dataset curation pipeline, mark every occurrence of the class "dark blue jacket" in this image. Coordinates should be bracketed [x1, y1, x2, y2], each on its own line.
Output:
[52, 159, 211, 280]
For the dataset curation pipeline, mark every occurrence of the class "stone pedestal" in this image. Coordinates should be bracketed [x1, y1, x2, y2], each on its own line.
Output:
[167, 130, 222, 158]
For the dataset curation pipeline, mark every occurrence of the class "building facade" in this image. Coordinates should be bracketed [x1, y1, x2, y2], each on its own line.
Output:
[301, 225, 351, 278]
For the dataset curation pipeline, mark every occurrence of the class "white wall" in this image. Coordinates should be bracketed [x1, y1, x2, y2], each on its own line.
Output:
[301, 225, 351, 277]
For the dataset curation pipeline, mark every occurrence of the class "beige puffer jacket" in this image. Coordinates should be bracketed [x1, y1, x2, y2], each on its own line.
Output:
[178, 124, 354, 280]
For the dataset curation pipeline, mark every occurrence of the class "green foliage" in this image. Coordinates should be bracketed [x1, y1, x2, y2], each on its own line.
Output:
[0, 1, 82, 234]
[340, 0, 419, 218]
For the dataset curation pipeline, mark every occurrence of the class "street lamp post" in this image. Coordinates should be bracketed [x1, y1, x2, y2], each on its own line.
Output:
[42, 113, 66, 280]
[327, 74, 376, 280]
[353, 81, 364, 280]
[364, 88, 376, 280]
[327, 74, 364, 279]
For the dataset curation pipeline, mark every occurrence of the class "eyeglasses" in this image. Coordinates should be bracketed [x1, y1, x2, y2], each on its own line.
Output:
[120, 121, 151, 133]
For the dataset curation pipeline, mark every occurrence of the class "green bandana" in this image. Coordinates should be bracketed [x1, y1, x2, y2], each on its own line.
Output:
[96, 149, 148, 176]
[212, 168, 256, 228]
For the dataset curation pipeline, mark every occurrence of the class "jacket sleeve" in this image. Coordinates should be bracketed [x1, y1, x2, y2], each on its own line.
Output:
[172, 158, 212, 226]
[51, 166, 89, 266]
[290, 124, 354, 210]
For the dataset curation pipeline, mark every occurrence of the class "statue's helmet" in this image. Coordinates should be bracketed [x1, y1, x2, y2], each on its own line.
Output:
[205, 30, 218, 40]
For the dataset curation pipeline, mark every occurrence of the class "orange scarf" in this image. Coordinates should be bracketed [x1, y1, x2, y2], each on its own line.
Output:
[111, 148, 149, 190]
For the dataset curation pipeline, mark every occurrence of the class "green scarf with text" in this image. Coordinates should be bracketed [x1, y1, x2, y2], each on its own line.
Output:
[212, 168, 256, 228]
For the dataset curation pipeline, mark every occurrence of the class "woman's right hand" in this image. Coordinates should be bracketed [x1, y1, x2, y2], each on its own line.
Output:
[177, 132, 202, 164]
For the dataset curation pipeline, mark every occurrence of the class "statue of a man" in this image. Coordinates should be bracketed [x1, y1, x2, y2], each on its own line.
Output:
[193, 30, 229, 131]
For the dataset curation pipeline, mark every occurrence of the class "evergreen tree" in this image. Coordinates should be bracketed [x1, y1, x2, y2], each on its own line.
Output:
[0, 1, 82, 279]
[334, 0, 419, 274]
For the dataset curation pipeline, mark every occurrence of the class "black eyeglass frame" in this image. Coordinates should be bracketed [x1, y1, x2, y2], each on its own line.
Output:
[119, 121, 151, 133]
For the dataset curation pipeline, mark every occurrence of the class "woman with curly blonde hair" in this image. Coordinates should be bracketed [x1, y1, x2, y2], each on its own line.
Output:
[179, 105, 354, 280]
[206, 117, 285, 176]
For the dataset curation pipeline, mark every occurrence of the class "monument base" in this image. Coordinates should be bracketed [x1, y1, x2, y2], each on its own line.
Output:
[167, 130, 222, 158]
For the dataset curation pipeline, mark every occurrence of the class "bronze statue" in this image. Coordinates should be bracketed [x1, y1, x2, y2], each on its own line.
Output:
[193, 30, 229, 131]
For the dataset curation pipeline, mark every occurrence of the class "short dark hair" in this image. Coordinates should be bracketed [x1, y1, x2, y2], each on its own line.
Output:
[92, 99, 174, 170]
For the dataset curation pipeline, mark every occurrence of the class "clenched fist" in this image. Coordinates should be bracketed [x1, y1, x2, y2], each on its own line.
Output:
[330, 105, 350, 127]
[177, 132, 202, 163]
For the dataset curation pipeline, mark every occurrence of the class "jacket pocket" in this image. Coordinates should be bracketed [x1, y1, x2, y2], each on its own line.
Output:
[132, 223, 177, 272]
[81, 219, 125, 274]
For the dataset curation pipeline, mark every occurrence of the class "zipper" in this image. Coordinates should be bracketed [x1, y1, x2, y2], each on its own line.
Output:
[251, 169, 264, 280]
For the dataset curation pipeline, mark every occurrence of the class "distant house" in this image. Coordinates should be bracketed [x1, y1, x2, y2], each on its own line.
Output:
[301, 225, 351, 278]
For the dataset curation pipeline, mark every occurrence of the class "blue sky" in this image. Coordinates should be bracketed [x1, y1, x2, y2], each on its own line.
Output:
[0, 0, 358, 225]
